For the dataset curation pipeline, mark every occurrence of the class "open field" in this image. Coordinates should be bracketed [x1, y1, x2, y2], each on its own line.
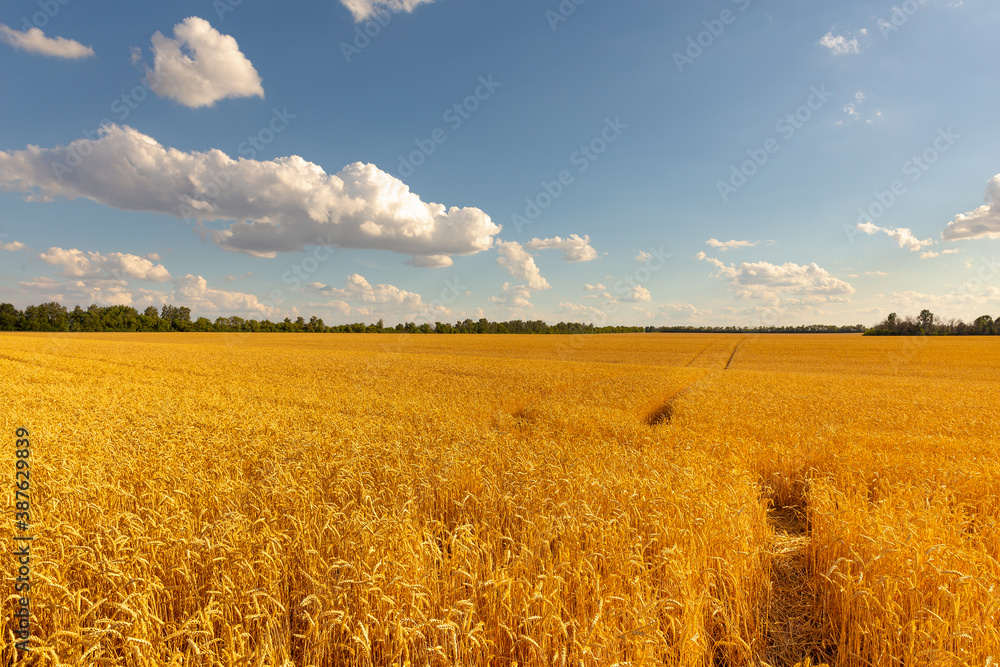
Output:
[1, 332, 998, 666]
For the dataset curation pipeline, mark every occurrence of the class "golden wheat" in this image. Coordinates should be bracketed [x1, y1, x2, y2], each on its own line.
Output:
[0, 332, 997, 666]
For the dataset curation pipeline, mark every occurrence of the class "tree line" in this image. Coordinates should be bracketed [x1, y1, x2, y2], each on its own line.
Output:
[864, 310, 1000, 336]
[0, 302, 647, 334]
[0, 301, 893, 335]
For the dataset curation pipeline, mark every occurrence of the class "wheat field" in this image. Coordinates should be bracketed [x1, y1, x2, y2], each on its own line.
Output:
[1, 332, 997, 666]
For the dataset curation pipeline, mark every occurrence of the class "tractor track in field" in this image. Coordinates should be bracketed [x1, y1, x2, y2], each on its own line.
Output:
[648, 337, 747, 426]
[763, 504, 831, 666]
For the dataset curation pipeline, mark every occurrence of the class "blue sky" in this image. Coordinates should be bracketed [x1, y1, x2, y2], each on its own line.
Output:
[2, 0, 999, 326]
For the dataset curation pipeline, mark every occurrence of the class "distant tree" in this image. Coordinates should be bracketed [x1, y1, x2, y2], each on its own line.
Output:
[0, 303, 19, 330]
[974, 314, 994, 335]
[918, 309, 934, 331]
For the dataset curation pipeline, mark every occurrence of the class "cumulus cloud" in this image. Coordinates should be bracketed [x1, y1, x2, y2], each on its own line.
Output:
[405, 254, 453, 269]
[175, 274, 275, 315]
[557, 302, 607, 322]
[818, 30, 861, 55]
[706, 238, 763, 251]
[658, 302, 711, 320]
[625, 286, 652, 302]
[856, 221, 934, 251]
[147, 17, 263, 108]
[496, 241, 550, 291]
[0, 24, 94, 58]
[942, 175, 1000, 241]
[696, 252, 854, 302]
[890, 288, 1000, 310]
[19, 273, 276, 317]
[339, 0, 436, 22]
[489, 283, 533, 309]
[583, 283, 606, 291]
[307, 273, 424, 308]
[0, 125, 501, 261]
[524, 235, 598, 262]
[39, 247, 171, 282]
[1, 239, 25, 252]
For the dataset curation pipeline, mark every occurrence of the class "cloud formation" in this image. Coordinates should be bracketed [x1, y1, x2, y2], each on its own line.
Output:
[1, 239, 25, 252]
[308, 274, 422, 307]
[496, 241, 550, 291]
[856, 222, 934, 251]
[147, 17, 264, 108]
[19, 273, 276, 316]
[696, 252, 854, 302]
[39, 247, 171, 282]
[817, 30, 861, 55]
[524, 235, 598, 262]
[920, 249, 960, 260]
[705, 238, 766, 251]
[490, 283, 533, 309]
[941, 175, 1000, 240]
[339, 0, 436, 22]
[0, 125, 501, 262]
[0, 24, 94, 58]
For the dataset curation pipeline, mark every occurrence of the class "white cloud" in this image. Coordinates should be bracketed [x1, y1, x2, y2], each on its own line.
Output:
[496, 241, 550, 291]
[339, 0, 436, 22]
[920, 249, 959, 260]
[489, 282, 533, 309]
[0, 24, 94, 59]
[404, 254, 453, 269]
[557, 302, 607, 321]
[583, 283, 606, 292]
[942, 175, 1000, 240]
[837, 90, 882, 126]
[635, 251, 652, 262]
[697, 253, 854, 302]
[856, 221, 934, 251]
[19, 273, 276, 317]
[890, 288, 1000, 310]
[174, 274, 276, 316]
[0, 125, 501, 261]
[818, 30, 860, 55]
[625, 286, 652, 302]
[524, 234, 597, 262]
[147, 17, 263, 108]
[658, 302, 710, 318]
[1, 240, 25, 252]
[39, 247, 171, 282]
[866, 270, 889, 276]
[305, 274, 447, 320]
[706, 238, 760, 251]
